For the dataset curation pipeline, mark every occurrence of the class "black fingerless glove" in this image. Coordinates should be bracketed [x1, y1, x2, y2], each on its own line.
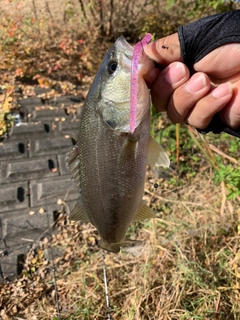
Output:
[178, 10, 240, 138]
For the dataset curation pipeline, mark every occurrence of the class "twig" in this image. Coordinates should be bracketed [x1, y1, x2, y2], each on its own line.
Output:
[188, 126, 218, 169]
[111, 286, 136, 298]
[144, 188, 204, 206]
[208, 144, 239, 164]
[215, 291, 221, 320]
[176, 123, 180, 167]
[220, 181, 226, 217]
[78, 0, 87, 20]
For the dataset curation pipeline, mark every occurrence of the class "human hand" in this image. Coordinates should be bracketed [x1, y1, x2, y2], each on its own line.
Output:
[144, 33, 240, 130]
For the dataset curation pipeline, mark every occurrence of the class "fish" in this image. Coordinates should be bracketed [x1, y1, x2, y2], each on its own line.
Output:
[66, 36, 170, 253]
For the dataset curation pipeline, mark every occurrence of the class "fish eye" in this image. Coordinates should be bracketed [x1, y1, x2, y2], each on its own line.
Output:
[107, 60, 118, 75]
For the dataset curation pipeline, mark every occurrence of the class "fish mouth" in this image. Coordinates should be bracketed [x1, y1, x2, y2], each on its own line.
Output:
[115, 35, 152, 67]
[115, 36, 133, 57]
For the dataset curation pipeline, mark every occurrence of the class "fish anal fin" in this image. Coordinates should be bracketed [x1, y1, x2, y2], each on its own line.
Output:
[69, 198, 89, 224]
[135, 201, 155, 221]
[147, 136, 170, 168]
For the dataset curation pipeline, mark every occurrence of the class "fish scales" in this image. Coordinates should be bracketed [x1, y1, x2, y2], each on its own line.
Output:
[79, 102, 150, 242]
[66, 36, 170, 253]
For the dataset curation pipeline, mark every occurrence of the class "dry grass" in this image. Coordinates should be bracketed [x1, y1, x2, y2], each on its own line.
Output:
[1, 166, 239, 320]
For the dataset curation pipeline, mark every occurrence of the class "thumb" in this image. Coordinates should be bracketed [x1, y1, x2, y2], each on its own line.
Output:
[144, 33, 182, 65]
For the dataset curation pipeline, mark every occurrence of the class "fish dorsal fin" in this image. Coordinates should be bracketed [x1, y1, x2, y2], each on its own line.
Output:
[135, 201, 155, 221]
[147, 136, 170, 168]
[66, 145, 81, 186]
[69, 198, 89, 223]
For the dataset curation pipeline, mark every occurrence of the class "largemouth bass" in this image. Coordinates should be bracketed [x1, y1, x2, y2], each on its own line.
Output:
[66, 36, 170, 253]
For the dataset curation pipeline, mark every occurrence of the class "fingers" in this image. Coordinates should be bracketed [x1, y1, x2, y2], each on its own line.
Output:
[220, 80, 240, 129]
[166, 79, 233, 129]
[146, 37, 240, 130]
[184, 83, 233, 129]
[150, 62, 190, 112]
[168, 73, 212, 123]
[167, 76, 232, 128]
[194, 44, 240, 79]
[144, 33, 182, 65]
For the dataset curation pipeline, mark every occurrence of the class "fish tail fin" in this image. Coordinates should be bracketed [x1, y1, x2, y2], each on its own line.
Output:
[120, 239, 145, 254]
[100, 241, 121, 254]
[100, 239, 144, 254]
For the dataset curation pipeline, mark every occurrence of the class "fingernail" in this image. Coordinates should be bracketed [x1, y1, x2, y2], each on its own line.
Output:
[212, 82, 232, 98]
[165, 62, 186, 84]
[185, 73, 206, 93]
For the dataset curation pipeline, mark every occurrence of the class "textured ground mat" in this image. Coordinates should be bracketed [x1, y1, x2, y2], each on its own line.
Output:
[0, 89, 83, 282]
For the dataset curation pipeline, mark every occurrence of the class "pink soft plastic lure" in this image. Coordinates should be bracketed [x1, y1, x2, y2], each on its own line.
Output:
[130, 33, 152, 133]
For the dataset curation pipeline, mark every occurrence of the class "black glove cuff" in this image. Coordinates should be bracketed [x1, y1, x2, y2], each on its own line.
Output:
[196, 114, 240, 138]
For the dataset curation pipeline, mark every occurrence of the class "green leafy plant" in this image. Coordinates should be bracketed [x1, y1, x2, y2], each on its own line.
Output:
[214, 164, 240, 199]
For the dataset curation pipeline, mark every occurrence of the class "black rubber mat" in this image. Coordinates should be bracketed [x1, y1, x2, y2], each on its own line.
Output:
[0, 90, 82, 282]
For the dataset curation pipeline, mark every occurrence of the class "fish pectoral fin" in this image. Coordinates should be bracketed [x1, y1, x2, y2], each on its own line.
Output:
[135, 201, 155, 221]
[147, 136, 170, 168]
[65, 145, 81, 186]
[69, 198, 89, 223]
